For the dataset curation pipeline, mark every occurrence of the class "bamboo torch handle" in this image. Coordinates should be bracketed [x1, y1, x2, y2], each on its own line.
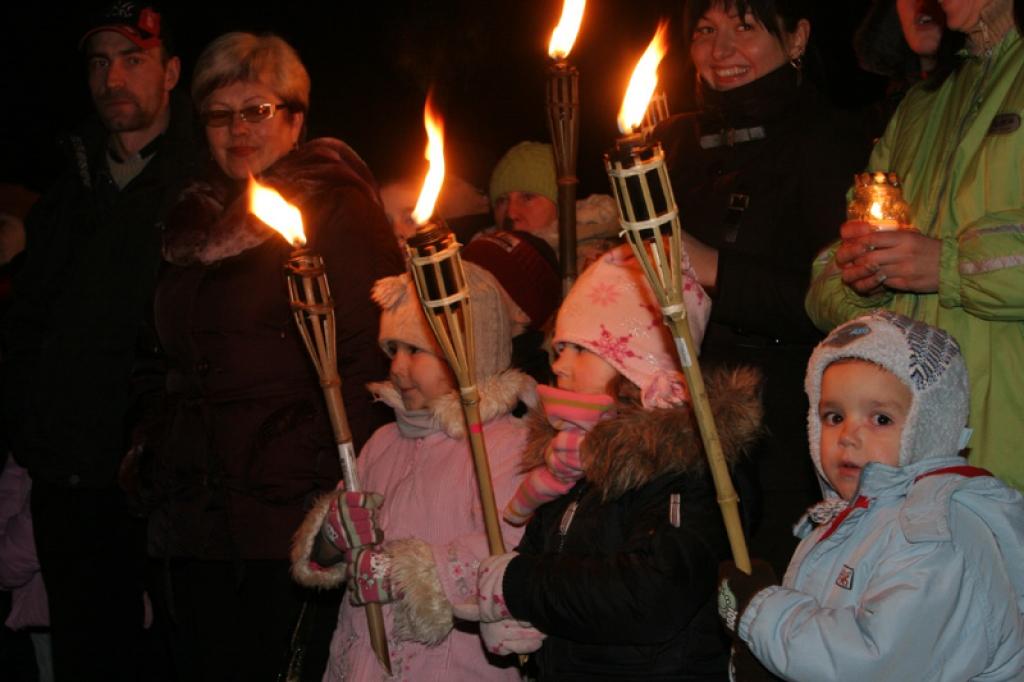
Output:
[460, 390, 507, 556]
[319, 378, 392, 675]
[666, 315, 751, 574]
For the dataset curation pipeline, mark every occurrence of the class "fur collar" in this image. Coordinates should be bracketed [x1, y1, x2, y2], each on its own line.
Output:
[163, 137, 380, 266]
[368, 369, 537, 439]
[520, 366, 762, 501]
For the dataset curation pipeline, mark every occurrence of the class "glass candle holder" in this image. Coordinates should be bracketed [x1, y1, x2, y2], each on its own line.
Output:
[848, 171, 913, 231]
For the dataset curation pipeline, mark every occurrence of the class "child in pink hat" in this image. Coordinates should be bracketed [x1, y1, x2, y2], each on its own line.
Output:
[456, 243, 763, 679]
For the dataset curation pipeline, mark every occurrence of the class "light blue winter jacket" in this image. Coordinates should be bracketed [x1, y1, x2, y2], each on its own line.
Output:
[740, 456, 1024, 681]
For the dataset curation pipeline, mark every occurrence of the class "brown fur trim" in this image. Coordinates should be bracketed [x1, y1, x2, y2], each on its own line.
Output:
[290, 492, 348, 589]
[387, 538, 454, 645]
[520, 366, 763, 501]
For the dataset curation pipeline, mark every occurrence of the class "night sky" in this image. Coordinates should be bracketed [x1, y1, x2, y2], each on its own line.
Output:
[1, 1, 883, 199]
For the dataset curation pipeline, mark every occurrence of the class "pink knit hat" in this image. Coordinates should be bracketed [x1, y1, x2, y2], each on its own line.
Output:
[554, 243, 711, 408]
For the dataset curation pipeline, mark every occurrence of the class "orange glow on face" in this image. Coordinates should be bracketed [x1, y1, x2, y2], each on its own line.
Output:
[411, 95, 446, 225]
[249, 177, 306, 247]
[617, 21, 669, 134]
[548, 0, 586, 59]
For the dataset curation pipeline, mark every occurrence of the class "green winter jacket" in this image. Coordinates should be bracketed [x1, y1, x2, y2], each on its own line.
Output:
[806, 29, 1024, 490]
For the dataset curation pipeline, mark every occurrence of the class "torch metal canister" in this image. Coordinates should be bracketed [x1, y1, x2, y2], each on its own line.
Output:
[405, 222, 507, 556]
[604, 137, 751, 574]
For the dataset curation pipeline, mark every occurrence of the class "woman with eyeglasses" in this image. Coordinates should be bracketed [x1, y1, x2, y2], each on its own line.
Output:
[140, 32, 403, 681]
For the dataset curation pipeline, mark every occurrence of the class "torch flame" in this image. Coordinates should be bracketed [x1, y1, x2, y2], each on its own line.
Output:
[411, 95, 446, 225]
[869, 201, 884, 221]
[249, 177, 306, 247]
[548, 0, 586, 60]
[617, 21, 669, 134]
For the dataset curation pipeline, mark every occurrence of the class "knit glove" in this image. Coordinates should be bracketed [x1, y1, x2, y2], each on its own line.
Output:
[717, 560, 777, 636]
[321, 490, 385, 561]
[346, 547, 400, 606]
[504, 385, 615, 525]
[480, 619, 546, 656]
[729, 640, 783, 682]
[451, 552, 517, 622]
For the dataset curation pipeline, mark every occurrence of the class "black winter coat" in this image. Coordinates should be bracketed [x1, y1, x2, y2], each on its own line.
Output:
[502, 368, 763, 680]
[145, 138, 404, 561]
[653, 67, 871, 571]
[2, 95, 197, 489]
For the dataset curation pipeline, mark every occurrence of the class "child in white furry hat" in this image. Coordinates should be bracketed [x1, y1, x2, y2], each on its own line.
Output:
[718, 310, 1024, 681]
[290, 262, 535, 681]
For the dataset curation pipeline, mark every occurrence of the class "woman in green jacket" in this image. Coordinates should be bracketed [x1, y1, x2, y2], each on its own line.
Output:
[806, 0, 1023, 489]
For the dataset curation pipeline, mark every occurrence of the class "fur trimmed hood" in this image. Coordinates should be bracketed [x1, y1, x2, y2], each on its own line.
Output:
[520, 366, 763, 501]
[369, 369, 537, 439]
[163, 137, 381, 266]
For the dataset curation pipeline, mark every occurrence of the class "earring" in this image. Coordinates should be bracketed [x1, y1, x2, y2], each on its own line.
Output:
[790, 54, 803, 71]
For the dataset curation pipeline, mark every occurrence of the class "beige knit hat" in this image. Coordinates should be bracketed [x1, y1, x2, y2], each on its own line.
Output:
[373, 262, 514, 380]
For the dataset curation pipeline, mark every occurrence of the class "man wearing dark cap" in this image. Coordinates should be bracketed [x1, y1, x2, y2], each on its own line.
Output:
[2, 4, 195, 680]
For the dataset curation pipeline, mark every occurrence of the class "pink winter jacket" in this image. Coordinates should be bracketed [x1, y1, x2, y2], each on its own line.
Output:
[0, 454, 49, 629]
[292, 371, 534, 682]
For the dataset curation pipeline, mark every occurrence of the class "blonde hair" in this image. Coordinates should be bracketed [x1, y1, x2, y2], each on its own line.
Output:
[191, 32, 310, 113]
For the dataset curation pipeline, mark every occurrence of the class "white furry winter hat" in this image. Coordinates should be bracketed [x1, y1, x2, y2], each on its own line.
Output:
[372, 262, 514, 381]
[805, 311, 970, 486]
[554, 242, 711, 408]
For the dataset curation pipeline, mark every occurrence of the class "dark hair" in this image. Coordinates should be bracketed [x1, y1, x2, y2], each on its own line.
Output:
[683, 0, 813, 42]
[853, 0, 922, 79]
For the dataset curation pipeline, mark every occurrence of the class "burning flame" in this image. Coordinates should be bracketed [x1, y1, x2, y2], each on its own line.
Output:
[617, 21, 669, 134]
[249, 177, 306, 247]
[869, 201, 884, 222]
[411, 95, 446, 225]
[548, 0, 586, 60]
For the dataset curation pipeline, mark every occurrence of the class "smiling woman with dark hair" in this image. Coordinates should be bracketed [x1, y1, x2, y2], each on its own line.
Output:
[653, 0, 872, 576]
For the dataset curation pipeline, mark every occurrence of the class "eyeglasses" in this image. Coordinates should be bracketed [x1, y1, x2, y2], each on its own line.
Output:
[201, 102, 290, 128]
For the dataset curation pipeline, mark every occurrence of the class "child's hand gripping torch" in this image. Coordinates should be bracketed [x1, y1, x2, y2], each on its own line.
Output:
[604, 25, 751, 573]
[250, 180, 393, 675]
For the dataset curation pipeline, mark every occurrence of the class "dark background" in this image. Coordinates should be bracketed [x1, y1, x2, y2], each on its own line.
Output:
[0, 1, 884, 199]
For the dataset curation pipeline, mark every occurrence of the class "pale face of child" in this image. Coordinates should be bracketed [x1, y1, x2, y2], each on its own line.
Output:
[551, 341, 621, 398]
[384, 340, 456, 411]
[818, 360, 913, 500]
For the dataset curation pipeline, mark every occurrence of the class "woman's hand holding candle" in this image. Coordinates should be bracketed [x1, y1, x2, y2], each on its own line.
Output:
[836, 220, 942, 295]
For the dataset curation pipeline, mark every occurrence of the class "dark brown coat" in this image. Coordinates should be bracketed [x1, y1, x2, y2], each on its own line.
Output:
[146, 138, 404, 561]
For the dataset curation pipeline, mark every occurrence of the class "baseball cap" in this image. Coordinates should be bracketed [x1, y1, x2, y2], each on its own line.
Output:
[79, 3, 167, 51]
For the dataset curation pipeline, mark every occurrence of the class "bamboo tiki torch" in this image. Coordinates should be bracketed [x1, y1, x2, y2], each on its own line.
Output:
[546, 0, 585, 297]
[404, 98, 507, 556]
[249, 181, 393, 674]
[640, 88, 670, 140]
[604, 24, 751, 573]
